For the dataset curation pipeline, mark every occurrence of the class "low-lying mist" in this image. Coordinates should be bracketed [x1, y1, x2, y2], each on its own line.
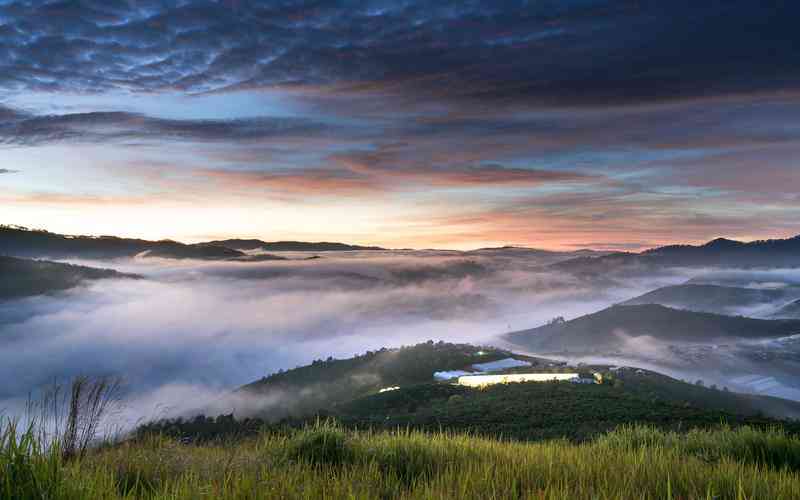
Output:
[0, 251, 678, 423]
[9, 252, 796, 424]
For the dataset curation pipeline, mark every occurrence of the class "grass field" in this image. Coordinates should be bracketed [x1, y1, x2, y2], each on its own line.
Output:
[4, 418, 800, 499]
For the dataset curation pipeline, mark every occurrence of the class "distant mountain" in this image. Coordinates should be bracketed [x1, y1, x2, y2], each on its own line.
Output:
[0, 256, 140, 300]
[208, 238, 385, 252]
[621, 284, 800, 315]
[552, 234, 800, 276]
[0, 226, 265, 260]
[644, 236, 800, 267]
[772, 300, 800, 319]
[506, 304, 800, 352]
[464, 246, 609, 265]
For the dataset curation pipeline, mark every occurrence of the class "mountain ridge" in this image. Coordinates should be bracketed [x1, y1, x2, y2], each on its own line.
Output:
[0, 226, 380, 260]
[207, 238, 385, 252]
[505, 304, 800, 352]
[621, 284, 800, 315]
[553, 234, 800, 275]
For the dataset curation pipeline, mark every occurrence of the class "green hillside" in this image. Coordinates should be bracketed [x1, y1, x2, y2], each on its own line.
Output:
[11, 342, 800, 499]
[332, 380, 800, 442]
[150, 342, 800, 444]
[235, 342, 511, 420]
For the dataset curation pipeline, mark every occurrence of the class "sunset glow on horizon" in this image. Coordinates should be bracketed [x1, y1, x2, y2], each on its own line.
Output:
[2, 1, 799, 251]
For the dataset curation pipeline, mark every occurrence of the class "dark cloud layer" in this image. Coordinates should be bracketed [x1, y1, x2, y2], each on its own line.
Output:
[1, 1, 799, 105]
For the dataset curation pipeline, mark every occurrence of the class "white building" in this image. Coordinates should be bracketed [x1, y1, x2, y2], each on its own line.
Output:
[457, 373, 581, 387]
[457, 372, 601, 387]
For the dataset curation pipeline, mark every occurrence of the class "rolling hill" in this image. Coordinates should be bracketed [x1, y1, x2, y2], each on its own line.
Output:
[621, 284, 800, 315]
[0, 255, 140, 300]
[505, 304, 800, 352]
[231, 342, 512, 420]
[148, 342, 800, 444]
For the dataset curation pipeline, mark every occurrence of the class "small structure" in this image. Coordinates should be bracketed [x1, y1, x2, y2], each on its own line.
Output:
[472, 357, 531, 372]
[434, 370, 472, 380]
[571, 374, 600, 384]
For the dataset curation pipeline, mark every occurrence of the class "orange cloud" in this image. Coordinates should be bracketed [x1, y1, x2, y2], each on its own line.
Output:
[198, 148, 594, 198]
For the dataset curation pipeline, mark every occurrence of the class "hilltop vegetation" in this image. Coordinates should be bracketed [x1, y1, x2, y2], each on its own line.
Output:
[5, 419, 800, 499]
[146, 372, 800, 444]
[6, 344, 800, 499]
[331, 380, 800, 441]
[506, 304, 800, 352]
[144, 341, 800, 444]
[0, 256, 139, 300]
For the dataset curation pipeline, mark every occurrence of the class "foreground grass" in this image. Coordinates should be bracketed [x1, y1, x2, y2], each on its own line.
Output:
[4, 419, 800, 499]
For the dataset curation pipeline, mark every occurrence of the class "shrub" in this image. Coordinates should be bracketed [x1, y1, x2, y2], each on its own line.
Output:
[288, 420, 355, 466]
[597, 424, 800, 471]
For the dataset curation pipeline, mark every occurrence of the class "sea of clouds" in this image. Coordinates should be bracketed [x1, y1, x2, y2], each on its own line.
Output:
[0, 251, 685, 423]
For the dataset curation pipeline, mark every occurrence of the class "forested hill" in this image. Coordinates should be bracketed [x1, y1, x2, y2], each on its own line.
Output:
[0, 256, 140, 300]
[146, 342, 800, 443]
[234, 342, 510, 419]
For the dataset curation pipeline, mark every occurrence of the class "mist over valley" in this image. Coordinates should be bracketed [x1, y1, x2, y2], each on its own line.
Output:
[3, 226, 800, 427]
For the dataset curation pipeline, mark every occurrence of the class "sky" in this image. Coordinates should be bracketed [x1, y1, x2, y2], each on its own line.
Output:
[1, 0, 800, 251]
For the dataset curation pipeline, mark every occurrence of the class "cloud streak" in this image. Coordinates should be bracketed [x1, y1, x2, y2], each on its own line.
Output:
[0, 109, 334, 146]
